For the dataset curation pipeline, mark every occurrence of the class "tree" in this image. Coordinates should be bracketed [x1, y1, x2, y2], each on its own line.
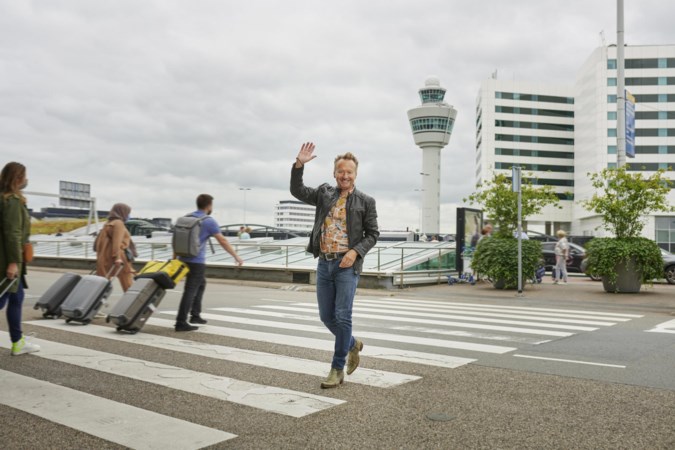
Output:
[464, 172, 562, 237]
[581, 166, 674, 238]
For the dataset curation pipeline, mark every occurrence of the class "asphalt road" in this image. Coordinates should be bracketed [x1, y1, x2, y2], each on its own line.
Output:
[1, 268, 674, 449]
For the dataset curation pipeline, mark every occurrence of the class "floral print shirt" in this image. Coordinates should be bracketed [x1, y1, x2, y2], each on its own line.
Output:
[320, 192, 350, 254]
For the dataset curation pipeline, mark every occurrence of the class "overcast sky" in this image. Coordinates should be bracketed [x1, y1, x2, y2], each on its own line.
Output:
[2, 0, 674, 232]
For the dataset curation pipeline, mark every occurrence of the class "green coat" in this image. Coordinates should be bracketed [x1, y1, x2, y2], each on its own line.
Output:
[0, 193, 31, 294]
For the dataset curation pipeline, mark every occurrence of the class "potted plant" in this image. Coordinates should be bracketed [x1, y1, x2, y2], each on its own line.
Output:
[465, 172, 561, 289]
[582, 166, 674, 293]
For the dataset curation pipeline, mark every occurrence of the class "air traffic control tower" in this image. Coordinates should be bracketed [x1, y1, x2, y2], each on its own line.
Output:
[407, 77, 457, 235]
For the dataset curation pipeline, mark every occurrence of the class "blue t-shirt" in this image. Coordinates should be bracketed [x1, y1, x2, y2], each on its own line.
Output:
[178, 211, 221, 264]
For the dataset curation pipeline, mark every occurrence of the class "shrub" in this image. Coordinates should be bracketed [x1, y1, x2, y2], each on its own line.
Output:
[472, 237, 542, 289]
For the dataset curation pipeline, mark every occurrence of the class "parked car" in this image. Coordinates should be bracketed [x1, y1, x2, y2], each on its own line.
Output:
[661, 248, 675, 284]
[541, 241, 597, 279]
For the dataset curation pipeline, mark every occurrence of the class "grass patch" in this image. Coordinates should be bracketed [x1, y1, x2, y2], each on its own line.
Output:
[31, 219, 103, 235]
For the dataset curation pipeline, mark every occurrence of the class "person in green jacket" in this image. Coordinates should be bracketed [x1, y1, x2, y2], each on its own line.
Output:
[0, 162, 39, 355]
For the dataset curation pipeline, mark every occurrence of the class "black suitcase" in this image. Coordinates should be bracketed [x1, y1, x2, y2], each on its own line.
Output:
[61, 266, 121, 325]
[33, 273, 82, 318]
[106, 277, 165, 334]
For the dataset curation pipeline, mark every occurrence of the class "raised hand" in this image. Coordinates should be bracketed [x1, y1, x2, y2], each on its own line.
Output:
[296, 142, 317, 166]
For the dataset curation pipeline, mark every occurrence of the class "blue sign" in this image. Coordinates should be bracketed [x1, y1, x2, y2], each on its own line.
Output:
[625, 90, 636, 158]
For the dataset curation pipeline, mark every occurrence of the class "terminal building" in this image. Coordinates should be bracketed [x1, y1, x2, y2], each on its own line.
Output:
[273, 200, 315, 232]
[476, 44, 675, 251]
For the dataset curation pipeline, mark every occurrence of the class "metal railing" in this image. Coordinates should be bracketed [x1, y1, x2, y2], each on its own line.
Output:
[31, 238, 456, 283]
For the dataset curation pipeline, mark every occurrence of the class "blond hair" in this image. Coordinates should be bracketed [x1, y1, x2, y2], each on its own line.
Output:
[556, 229, 567, 238]
[334, 152, 359, 172]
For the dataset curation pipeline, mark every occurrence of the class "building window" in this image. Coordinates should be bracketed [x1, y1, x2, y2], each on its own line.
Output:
[607, 59, 617, 69]
[655, 217, 675, 252]
[608, 146, 617, 154]
[410, 117, 454, 134]
[608, 95, 617, 103]
[495, 105, 574, 118]
[420, 89, 446, 103]
[608, 129, 617, 137]
[607, 111, 617, 120]
[607, 78, 617, 86]
[495, 91, 573, 104]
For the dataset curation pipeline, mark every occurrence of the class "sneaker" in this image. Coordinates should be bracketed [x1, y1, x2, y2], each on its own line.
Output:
[320, 368, 344, 389]
[11, 336, 41, 356]
[553, 280, 559, 284]
[189, 315, 208, 324]
[175, 322, 199, 332]
[346, 338, 364, 375]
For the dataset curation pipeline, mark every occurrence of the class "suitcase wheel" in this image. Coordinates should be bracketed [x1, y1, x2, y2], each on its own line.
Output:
[82, 319, 91, 325]
[65, 318, 72, 323]
[116, 326, 122, 332]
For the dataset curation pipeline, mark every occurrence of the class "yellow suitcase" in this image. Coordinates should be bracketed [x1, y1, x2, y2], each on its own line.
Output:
[137, 260, 189, 289]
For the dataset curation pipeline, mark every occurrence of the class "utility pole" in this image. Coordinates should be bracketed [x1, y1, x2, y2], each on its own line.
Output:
[513, 166, 523, 295]
[616, 0, 626, 167]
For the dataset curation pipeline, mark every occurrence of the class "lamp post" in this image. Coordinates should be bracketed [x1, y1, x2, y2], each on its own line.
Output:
[239, 187, 251, 225]
[414, 188, 425, 233]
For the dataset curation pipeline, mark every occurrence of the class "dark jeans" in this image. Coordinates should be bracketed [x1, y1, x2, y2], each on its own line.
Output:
[316, 256, 360, 370]
[176, 262, 206, 323]
[0, 280, 24, 343]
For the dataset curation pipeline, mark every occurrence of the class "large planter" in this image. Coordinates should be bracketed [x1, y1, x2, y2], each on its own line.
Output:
[601, 258, 642, 293]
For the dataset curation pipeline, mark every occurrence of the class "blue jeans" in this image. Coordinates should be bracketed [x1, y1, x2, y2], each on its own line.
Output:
[176, 262, 206, 323]
[0, 280, 24, 343]
[316, 256, 360, 370]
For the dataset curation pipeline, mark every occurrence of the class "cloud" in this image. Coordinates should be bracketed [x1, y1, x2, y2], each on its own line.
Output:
[2, 0, 674, 232]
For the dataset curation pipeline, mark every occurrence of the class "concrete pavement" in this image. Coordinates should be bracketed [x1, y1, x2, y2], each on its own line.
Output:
[0, 268, 674, 449]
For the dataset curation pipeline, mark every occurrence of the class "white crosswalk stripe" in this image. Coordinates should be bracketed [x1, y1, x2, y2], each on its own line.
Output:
[0, 369, 237, 449]
[26, 320, 420, 388]
[148, 316, 475, 369]
[0, 331, 344, 418]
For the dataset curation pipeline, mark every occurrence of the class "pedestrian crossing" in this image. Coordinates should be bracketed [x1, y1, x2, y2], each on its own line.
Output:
[3, 295, 643, 448]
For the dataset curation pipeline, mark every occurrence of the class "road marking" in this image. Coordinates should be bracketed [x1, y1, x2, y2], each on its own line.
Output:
[389, 325, 552, 345]
[353, 299, 622, 326]
[0, 332, 343, 418]
[513, 354, 626, 368]
[645, 319, 675, 334]
[146, 318, 475, 369]
[0, 369, 236, 449]
[206, 308, 515, 354]
[275, 304, 599, 331]
[26, 321, 420, 388]
[365, 297, 643, 319]
[254, 305, 575, 337]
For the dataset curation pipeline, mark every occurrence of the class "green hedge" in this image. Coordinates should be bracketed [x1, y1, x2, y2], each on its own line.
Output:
[471, 237, 542, 289]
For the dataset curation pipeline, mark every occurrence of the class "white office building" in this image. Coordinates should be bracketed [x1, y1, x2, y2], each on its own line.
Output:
[273, 200, 315, 232]
[475, 79, 575, 235]
[476, 45, 675, 251]
[574, 45, 675, 250]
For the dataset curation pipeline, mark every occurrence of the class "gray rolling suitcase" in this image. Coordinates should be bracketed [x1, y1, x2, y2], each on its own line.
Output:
[106, 277, 166, 334]
[61, 266, 121, 325]
[33, 273, 82, 318]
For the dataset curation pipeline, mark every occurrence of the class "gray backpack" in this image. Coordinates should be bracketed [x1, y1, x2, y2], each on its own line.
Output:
[172, 215, 211, 257]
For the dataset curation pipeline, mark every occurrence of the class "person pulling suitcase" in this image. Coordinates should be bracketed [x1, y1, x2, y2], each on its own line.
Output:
[172, 194, 243, 332]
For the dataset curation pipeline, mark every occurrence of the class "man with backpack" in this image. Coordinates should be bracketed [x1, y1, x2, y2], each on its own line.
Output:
[173, 194, 243, 332]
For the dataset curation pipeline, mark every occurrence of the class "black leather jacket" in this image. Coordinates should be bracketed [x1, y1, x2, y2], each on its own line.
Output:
[290, 164, 379, 274]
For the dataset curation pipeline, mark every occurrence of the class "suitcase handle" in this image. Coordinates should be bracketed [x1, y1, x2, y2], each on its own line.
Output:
[105, 263, 125, 280]
[0, 278, 18, 297]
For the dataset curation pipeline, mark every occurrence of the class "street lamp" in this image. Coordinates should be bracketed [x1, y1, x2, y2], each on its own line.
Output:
[414, 188, 425, 233]
[239, 187, 251, 225]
